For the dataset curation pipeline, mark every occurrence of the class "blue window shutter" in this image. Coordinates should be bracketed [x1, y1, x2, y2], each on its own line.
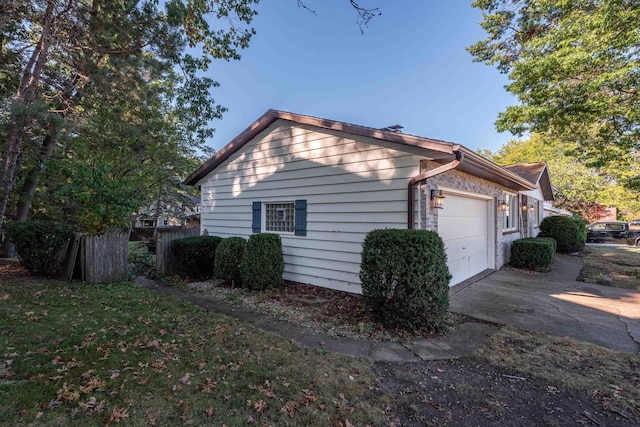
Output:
[252, 201, 261, 233]
[294, 199, 307, 236]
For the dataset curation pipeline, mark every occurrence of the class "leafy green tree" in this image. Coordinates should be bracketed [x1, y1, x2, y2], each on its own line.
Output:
[488, 134, 640, 220]
[0, 0, 257, 236]
[468, 0, 640, 190]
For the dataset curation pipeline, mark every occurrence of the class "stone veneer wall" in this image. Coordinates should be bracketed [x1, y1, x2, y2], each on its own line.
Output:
[417, 161, 524, 269]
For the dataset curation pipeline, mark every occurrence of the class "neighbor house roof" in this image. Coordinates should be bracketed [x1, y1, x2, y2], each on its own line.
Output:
[184, 109, 537, 192]
[504, 162, 554, 200]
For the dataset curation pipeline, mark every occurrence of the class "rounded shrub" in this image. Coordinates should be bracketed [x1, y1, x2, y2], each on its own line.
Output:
[538, 216, 585, 254]
[4, 220, 74, 276]
[510, 237, 556, 271]
[171, 235, 223, 277]
[572, 217, 588, 243]
[359, 229, 451, 332]
[214, 236, 246, 286]
[239, 233, 284, 291]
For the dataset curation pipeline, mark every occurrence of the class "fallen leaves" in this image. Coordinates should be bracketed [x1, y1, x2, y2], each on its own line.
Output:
[179, 373, 192, 385]
[109, 407, 128, 422]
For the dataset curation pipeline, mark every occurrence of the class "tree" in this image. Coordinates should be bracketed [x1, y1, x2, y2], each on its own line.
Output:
[487, 134, 640, 221]
[468, 0, 640, 190]
[0, 0, 257, 236]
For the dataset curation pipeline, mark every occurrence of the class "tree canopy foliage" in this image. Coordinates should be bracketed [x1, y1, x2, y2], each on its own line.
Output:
[468, 0, 640, 190]
[487, 135, 640, 221]
[0, 0, 258, 236]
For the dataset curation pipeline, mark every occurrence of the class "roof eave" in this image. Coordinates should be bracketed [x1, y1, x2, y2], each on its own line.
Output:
[451, 148, 537, 191]
[184, 109, 459, 186]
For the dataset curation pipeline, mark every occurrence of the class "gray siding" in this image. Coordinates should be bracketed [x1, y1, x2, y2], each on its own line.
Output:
[199, 121, 421, 293]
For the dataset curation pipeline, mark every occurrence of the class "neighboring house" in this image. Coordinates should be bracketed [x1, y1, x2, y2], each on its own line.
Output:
[133, 195, 201, 229]
[185, 110, 554, 293]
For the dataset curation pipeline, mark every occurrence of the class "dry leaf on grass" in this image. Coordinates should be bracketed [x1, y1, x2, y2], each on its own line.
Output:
[109, 407, 128, 422]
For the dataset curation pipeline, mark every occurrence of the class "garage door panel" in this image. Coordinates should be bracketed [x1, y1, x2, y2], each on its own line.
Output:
[447, 259, 468, 286]
[469, 252, 489, 275]
[438, 193, 492, 286]
[439, 219, 485, 240]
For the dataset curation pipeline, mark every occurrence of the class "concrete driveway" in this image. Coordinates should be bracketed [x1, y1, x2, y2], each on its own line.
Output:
[449, 254, 640, 353]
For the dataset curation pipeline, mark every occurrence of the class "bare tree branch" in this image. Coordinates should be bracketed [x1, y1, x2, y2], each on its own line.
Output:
[296, 0, 381, 33]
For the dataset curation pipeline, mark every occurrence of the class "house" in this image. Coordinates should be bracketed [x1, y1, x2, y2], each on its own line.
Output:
[185, 110, 554, 292]
[503, 162, 554, 238]
[133, 195, 201, 229]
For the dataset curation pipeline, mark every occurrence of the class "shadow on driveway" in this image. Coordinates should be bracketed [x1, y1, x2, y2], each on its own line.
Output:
[449, 254, 640, 353]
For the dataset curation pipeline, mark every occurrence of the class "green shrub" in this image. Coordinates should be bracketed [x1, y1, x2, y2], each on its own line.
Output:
[538, 216, 585, 253]
[214, 236, 246, 285]
[359, 229, 451, 332]
[573, 217, 588, 243]
[128, 250, 156, 279]
[171, 235, 223, 277]
[510, 237, 556, 271]
[3, 220, 73, 276]
[239, 233, 284, 291]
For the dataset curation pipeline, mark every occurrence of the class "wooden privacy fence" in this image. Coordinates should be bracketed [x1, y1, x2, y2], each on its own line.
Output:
[62, 228, 131, 283]
[156, 227, 200, 277]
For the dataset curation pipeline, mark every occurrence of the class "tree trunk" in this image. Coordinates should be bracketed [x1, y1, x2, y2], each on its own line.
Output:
[0, 0, 54, 234]
[0, 125, 60, 258]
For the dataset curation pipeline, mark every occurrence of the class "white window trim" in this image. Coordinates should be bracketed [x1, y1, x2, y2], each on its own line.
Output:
[263, 201, 295, 234]
[502, 192, 519, 232]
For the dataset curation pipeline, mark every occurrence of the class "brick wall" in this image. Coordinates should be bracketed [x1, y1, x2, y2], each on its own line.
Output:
[417, 162, 524, 269]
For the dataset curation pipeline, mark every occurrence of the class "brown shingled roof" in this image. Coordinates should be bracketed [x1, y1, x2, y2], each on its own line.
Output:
[504, 162, 554, 200]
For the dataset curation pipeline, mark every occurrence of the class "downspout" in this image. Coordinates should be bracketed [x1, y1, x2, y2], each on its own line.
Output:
[407, 150, 464, 229]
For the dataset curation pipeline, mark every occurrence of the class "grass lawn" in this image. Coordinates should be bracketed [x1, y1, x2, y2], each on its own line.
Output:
[580, 245, 640, 289]
[2, 259, 640, 425]
[0, 266, 384, 426]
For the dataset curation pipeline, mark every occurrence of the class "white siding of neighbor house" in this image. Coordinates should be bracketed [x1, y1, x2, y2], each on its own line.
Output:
[198, 121, 424, 293]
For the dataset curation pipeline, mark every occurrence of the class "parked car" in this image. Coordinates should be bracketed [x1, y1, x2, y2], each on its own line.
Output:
[630, 219, 640, 226]
[586, 221, 629, 244]
[627, 231, 640, 246]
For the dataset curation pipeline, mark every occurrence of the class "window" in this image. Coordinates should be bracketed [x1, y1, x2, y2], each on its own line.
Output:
[534, 200, 541, 226]
[162, 219, 169, 226]
[252, 200, 307, 236]
[503, 193, 518, 232]
[265, 202, 295, 233]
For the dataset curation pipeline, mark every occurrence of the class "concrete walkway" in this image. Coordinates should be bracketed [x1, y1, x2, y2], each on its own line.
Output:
[450, 254, 640, 353]
[135, 277, 497, 362]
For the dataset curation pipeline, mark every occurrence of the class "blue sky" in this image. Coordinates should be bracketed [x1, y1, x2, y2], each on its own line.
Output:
[207, 1, 520, 154]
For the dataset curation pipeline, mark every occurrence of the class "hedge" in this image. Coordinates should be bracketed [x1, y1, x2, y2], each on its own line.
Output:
[510, 237, 556, 271]
[3, 220, 73, 276]
[359, 229, 451, 332]
[538, 216, 585, 253]
[171, 235, 223, 277]
[239, 233, 284, 291]
[214, 236, 246, 286]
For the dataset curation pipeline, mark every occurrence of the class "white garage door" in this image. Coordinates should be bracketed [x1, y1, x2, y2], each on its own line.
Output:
[438, 193, 491, 286]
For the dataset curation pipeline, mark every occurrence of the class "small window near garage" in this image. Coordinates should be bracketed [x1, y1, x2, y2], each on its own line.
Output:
[265, 202, 295, 233]
[503, 193, 518, 232]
